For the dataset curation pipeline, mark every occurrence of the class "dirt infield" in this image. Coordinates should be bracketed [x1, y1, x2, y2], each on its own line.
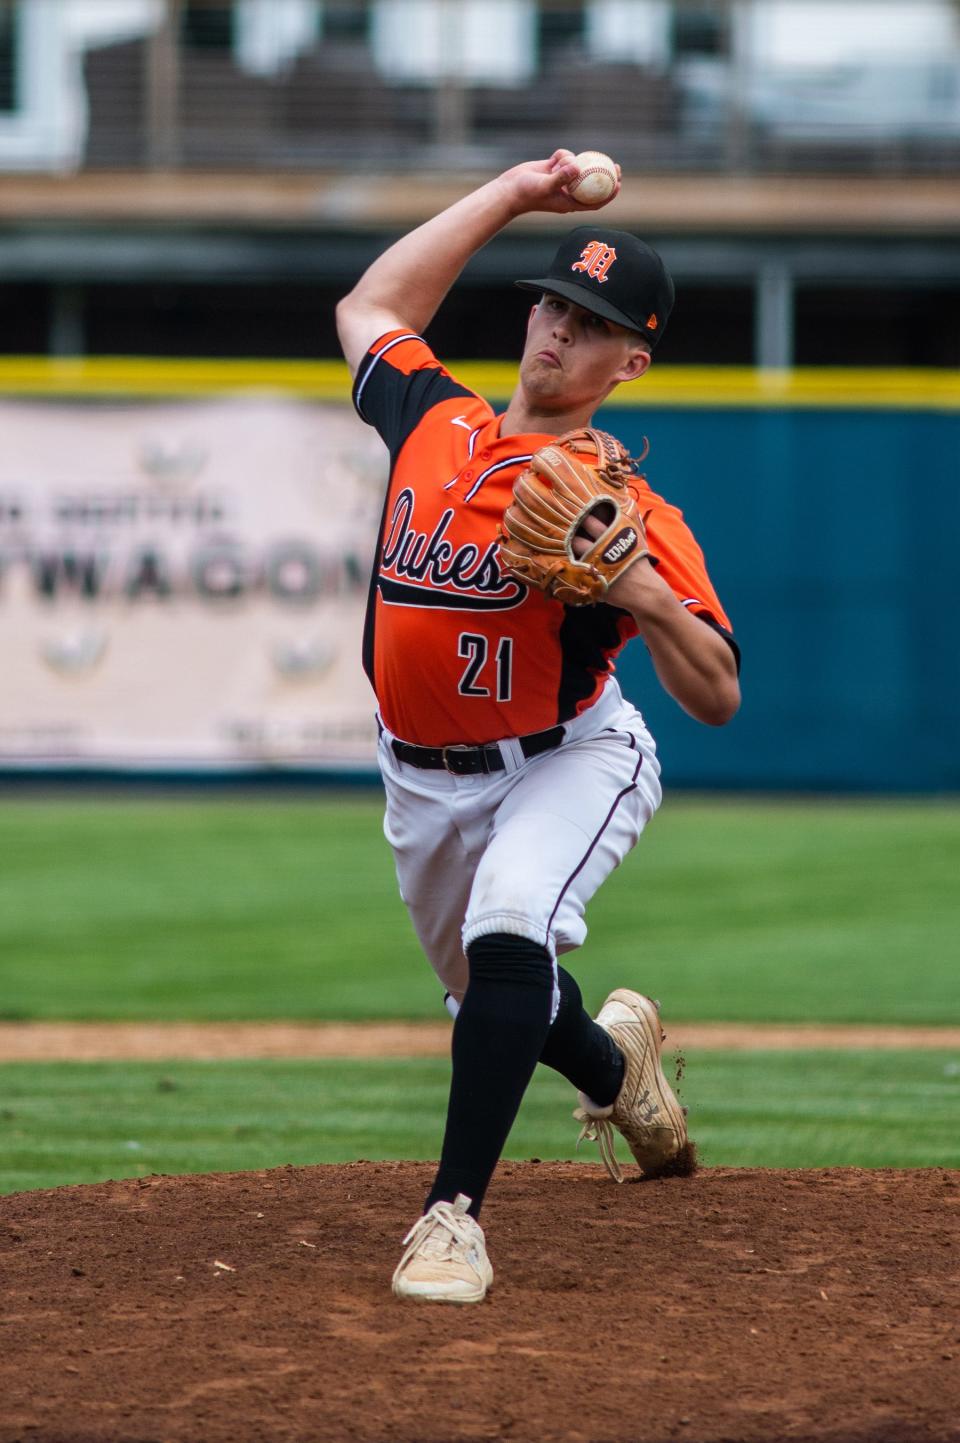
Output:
[1, 1162, 957, 1443]
[3, 1020, 960, 1060]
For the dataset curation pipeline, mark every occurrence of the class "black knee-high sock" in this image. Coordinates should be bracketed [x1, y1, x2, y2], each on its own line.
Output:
[538, 965, 625, 1105]
[425, 934, 554, 1220]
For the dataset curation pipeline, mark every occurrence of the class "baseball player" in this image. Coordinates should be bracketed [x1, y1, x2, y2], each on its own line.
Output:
[336, 151, 740, 1304]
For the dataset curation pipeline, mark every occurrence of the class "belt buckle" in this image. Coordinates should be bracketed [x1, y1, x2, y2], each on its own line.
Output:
[442, 744, 474, 775]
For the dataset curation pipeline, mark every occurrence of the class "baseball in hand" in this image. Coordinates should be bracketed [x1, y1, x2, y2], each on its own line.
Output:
[567, 151, 618, 205]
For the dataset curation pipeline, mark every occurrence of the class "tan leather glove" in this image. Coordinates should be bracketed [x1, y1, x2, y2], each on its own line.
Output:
[498, 427, 651, 606]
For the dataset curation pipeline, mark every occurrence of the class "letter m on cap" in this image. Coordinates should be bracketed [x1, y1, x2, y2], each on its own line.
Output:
[571, 241, 618, 284]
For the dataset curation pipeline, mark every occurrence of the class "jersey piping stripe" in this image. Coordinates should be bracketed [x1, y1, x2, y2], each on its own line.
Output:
[443, 427, 485, 490]
[680, 597, 702, 609]
[353, 333, 423, 420]
[545, 738, 643, 940]
[464, 454, 535, 502]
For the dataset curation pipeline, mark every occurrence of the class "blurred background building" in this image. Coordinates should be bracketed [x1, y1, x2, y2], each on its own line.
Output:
[1, 0, 959, 367]
[1, 2, 958, 787]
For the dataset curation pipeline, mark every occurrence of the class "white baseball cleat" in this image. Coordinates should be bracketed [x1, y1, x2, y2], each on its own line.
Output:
[392, 1193, 493, 1304]
[574, 989, 694, 1183]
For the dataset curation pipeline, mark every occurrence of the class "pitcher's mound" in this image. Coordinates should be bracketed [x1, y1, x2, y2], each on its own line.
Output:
[1, 1161, 957, 1443]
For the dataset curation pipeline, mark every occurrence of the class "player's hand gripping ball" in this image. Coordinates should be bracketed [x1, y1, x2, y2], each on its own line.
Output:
[567, 151, 618, 205]
[498, 428, 652, 606]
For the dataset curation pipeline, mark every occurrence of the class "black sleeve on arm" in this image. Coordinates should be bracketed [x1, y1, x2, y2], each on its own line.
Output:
[695, 613, 742, 675]
[352, 335, 479, 464]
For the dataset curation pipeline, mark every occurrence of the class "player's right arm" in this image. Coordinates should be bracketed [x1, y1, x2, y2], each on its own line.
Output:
[335, 152, 618, 376]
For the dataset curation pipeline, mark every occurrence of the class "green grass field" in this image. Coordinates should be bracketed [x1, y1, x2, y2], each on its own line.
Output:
[2, 1052, 958, 1195]
[2, 795, 958, 1023]
[1, 795, 958, 1194]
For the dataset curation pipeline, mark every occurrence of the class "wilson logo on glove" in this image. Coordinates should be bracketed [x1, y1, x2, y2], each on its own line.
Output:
[602, 528, 639, 565]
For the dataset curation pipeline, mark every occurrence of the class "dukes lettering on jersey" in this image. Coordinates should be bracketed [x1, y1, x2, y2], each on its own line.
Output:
[379, 488, 525, 610]
[352, 330, 736, 748]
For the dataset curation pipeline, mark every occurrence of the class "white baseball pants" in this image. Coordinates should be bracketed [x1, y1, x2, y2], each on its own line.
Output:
[377, 680, 663, 1007]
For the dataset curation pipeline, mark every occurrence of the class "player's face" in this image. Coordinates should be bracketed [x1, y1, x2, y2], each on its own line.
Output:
[518, 294, 650, 412]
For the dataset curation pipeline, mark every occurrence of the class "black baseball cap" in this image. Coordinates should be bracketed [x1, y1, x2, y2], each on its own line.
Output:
[516, 226, 674, 349]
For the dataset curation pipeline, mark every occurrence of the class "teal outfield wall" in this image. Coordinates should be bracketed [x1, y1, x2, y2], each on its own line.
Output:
[601, 406, 959, 793]
[1, 359, 955, 792]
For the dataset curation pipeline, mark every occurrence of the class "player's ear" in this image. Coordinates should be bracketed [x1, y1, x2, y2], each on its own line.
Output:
[616, 346, 652, 384]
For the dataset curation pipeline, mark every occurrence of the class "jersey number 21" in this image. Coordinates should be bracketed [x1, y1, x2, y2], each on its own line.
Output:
[457, 633, 513, 702]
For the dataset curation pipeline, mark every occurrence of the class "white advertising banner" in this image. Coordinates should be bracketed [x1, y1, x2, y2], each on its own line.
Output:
[0, 396, 387, 772]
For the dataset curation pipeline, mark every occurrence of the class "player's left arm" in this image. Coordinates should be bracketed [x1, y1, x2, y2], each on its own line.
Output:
[611, 558, 739, 725]
[570, 486, 739, 725]
[566, 508, 738, 724]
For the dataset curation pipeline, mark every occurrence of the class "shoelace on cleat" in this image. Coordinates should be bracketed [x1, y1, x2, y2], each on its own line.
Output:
[573, 1108, 623, 1184]
[396, 1201, 482, 1273]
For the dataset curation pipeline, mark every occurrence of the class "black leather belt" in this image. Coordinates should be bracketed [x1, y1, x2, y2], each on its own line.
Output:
[391, 725, 565, 775]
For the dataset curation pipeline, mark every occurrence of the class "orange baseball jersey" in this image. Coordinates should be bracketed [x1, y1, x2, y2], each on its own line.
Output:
[353, 330, 738, 747]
